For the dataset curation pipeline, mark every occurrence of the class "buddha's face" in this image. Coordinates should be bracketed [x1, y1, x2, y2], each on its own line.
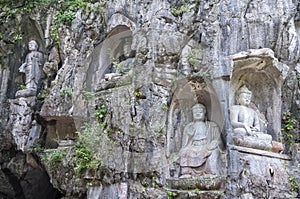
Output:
[28, 41, 38, 51]
[192, 106, 206, 121]
[238, 92, 251, 106]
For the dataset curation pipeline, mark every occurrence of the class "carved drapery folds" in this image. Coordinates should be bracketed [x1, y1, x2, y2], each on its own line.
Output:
[166, 77, 226, 187]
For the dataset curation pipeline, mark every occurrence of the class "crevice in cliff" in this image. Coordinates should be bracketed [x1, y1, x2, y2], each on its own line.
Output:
[2, 168, 25, 199]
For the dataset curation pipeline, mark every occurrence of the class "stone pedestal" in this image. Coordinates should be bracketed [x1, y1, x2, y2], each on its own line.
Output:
[226, 145, 292, 199]
[87, 183, 128, 199]
[166, 175, 226, 198]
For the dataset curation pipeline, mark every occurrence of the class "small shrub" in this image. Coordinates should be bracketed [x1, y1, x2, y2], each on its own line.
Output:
[82, 91, 94, 101]
[171, 4, 190, 17]
[13, 33, 23, 41]
[60, 87, 72, 97]
[72, 144, 98, 173]
[112, 60, 129, 74]
[289, 175, 299, 191]
[49, 150, 66, 162]
[95, 104, 107, 125]
[161, 104, 168, 111]
[134, 91, 143, 98]
[167, 190, 178, 199]
[188, 49, 200, 71]
[282, 112, 298, 146]
[72, 124, 102, 175]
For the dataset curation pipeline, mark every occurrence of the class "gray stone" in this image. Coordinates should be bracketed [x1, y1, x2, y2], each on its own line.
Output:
[229, 48, 289, 141]
[230, 85, 273, 150]
[26, 120, 41, 149]
[178, 103, 224, 177]
[17, 40, 44, 96]
[87, 183, 128, 199]
[226, 146, 292, 198]
[8, 97, 35, 151]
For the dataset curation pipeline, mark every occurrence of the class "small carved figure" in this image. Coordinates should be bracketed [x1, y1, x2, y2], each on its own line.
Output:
[230, 85, 273, 150]
[19, 40, 44, 91]
[179, 103, 223, 177]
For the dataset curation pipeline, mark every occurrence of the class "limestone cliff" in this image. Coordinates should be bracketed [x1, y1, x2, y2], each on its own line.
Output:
[0, 0, 300, 198]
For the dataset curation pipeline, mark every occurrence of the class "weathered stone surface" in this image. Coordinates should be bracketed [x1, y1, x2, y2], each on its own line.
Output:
[166, 175, 226, 190]
[226, 145, 292, 198]
[8, 97, 35, 151]
[87, 183, 128, 199]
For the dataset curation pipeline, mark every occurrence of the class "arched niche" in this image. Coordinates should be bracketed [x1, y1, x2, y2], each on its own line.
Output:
[166, 76, 225, 156]
[93, 26, 133, 86]
[229, 48, 288, 140]
[74, 14, 135, 128]
[86, 14, 135, 91]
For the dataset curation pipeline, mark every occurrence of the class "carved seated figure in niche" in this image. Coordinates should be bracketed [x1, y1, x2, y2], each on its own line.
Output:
[16, 40, 44, 97]
[230, 85, 273, 150]
[179, 103, 223, 178]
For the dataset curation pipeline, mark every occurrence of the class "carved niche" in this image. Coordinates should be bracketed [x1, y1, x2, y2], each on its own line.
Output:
[229, 48, 288, 151]
[166, 76, 226, 188]
[85, 14, 136, 92]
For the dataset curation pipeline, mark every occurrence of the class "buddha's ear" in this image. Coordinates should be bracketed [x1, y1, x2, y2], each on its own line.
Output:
[235, 95, 239, 104]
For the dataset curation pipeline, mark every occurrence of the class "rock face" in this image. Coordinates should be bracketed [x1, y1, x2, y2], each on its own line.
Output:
[1, 0, 300, 198]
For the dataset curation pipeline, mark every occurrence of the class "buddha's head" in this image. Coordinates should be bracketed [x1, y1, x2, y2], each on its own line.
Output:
[28, 40, 38, 51]
[236, 85, 252, 106]
[192, 103, 206, 121]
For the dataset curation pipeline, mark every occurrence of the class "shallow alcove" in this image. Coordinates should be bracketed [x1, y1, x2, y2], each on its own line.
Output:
[43, 117, 77, 148]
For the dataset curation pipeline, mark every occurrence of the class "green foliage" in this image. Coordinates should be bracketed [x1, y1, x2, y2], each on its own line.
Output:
[194, 188, 200, 194]
[171, 4, 190, 17]
[282, 112, 298, 145]
[48, 150, 66, 162]
[60, 87, 72, 97]
[41, 88, 50, 98]
[42, 149, 67, 169]
[76, 123, 102, 153]
[285, 118, 297, 131]
[0, 0, 56, 20]
[112, 59, 129, 74]
[142, 181, 149, 187]
[0, 0, 107, 45]
[28, 144, 43, 153]
[86, 182, 93, 187]
[171, 77, 177, 83]
[72, 144, 98, 172]
[72, 124, 102, 174]
[20, 84, 26, 90]
[134, 91, 143, 98]
[152, 176, 158, 188]
[161, 104, 168, 111]
[82, 91, 94, 101]
[289, 176, 299, 192]
[167, 190, 178, 199]
[0, 4, 18, 20]
[50, 25, 60, 44]
[95, 104, 107, 126]
[188, 49, 200, 70]
[13, 33, 23, 41]
[54, 10, 76, 25]
[53, 0, 89, 25]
